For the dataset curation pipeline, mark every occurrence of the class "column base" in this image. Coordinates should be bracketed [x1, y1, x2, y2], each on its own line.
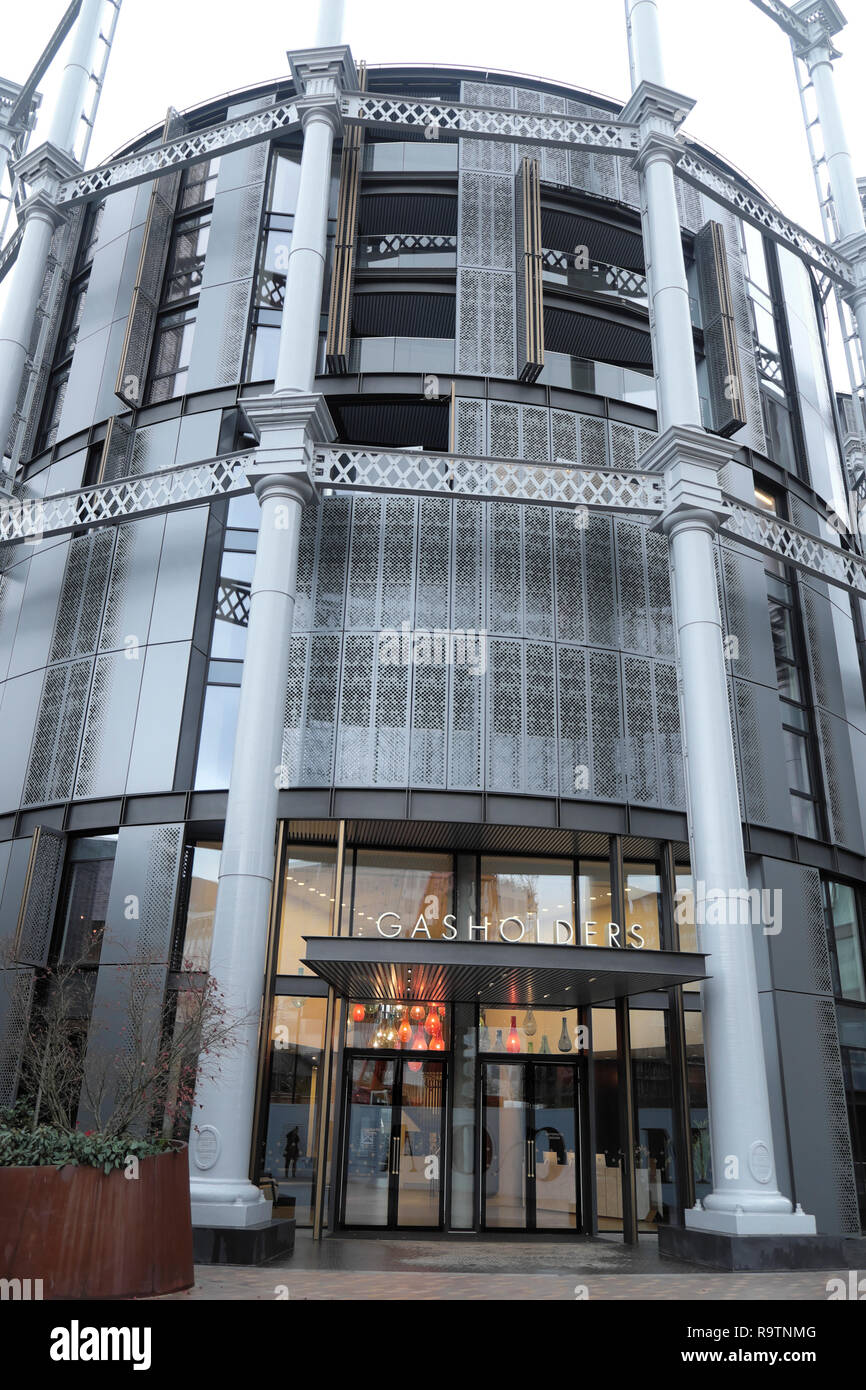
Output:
[685, 1204, 816, 1236]
[660, 1224, 856, 1271]
[193, 1219, 296, 1266]
[190, 1179, 272, 1229]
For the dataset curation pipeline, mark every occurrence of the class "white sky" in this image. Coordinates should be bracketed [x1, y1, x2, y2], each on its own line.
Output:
[4, 0, 863, 235]
[3, 0, 865, 382]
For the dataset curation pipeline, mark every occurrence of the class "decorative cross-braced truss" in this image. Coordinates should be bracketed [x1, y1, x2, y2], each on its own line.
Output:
[216, 579, 252, 626]
[720, 496, 866, 598]
[55, 101, 301, 206]
[676, 148, 854, 286]
[541, 249, 648, 299]
[360, 233, 457, 255]
[313, 446, 667, 513]
[0, 452, 254, 543]
[341, 92, 641, 154]
[2, 445, 864, 600]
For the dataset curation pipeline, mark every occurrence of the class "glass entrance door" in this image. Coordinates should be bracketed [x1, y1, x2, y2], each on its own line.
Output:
[342, 1055, 445, 1229]
[481, 1062, 581, 1231]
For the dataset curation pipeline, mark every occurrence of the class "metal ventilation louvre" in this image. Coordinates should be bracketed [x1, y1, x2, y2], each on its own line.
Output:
[357, 193, 458, 236]
[540, 208, 645, 271]
[515, 157, 544, 383]
[351, 291, 456, 338]
[114, 108, 185, 409]
[694, 220, 747, 437]
[326, 61, 366, 374]
[329, 400, 450, 451]
[544, 306, 653, 370]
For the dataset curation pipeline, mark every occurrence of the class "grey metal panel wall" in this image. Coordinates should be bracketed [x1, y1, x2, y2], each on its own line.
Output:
[284, 488, 683, 807]
[80, 823, 184, 1133]
[717, 537, 792, 830]
[0, 836, 33, 1105]
[185, 99, 270, 394]
[13, 501, 211, 812]
[800, 578, 865, 853]
[58, 185, 148, 439]
[457, 82, 516, 378]
[756, 857, 859, 1235]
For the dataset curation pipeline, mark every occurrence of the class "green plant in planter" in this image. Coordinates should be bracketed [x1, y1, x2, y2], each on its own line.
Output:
[0, 951, 245, 1169]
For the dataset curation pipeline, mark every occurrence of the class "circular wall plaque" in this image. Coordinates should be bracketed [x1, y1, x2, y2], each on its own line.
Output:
[748, 1140, 773, 1184]
[193, 1125, 221, 1171]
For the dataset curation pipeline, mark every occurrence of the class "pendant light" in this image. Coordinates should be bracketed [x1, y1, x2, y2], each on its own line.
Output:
[410, 1004, 426, 1022]
[397, 1007, 412, 1045]
[352, 1003, 366, 1024]
[424, 1008, 441, 1037]
[557, 1017, 572, 1052]
[506, 1016, 521, 1054]
[523, 1006, 538, 1037]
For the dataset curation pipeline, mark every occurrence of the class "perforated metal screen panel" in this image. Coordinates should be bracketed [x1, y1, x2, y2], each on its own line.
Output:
[283, 488, 684, 807]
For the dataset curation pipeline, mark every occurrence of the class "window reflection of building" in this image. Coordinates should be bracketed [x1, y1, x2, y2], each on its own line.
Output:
[480, 857, 573, 944]
[685, 1008, 711, 1208]
[349, 850, 453, 939]
[261, 995, 328, 1226]
[624, 862, 662, 950]
[576, 860, 614, 945]
[278, 848, 338, 974]
[630, 1008, 677, 1230]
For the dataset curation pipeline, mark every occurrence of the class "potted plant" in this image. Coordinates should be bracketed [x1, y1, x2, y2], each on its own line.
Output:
[0, 954, 241, 1299]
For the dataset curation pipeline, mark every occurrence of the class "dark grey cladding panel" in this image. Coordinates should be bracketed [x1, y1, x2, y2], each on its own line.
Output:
[800, 581, 865, 851]
[540, 208, 645, 271]
[79, 823, 184, 1134]
[357, 192, 458, 235]
[771, 990, 859, 1235]
[4, 540, 69, 680]
[761, 858, 831, 996]
[329, 399, 450, 451]
[544, 307, 653, 370]
[731, 678, 793, 830]
[0, 672, 44, 812]
[351, 291, 456, 338]
[718, 542, 777, 687]
[0, 836, 35, 1106]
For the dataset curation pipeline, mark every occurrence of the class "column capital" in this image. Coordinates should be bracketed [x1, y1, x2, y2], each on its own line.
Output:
[620, 80, 695, 136]
[837, 230, 866, 308]
[288, 44, 356, 98]
[243, 390, 336, 505]
[790, 1, 846, 61]
[13, 140, 81, 209]
[640, 423, 741, 531]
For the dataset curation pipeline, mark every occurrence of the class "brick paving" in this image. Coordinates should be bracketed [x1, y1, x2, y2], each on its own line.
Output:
[158, 1233, 847, 1300]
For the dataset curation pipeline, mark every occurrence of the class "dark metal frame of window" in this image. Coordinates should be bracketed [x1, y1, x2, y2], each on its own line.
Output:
[35, 201, 105, 454]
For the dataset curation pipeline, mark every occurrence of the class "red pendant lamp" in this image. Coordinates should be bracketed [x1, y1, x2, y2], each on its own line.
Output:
[397, 1007, 412, 1045]
[506, 1015, 521, 1054]
[410, 1004, 426, 1022]
[429, 1034, 446, 1051]
[352, 1003, 366, 1023]
[424, 1008, 441, 1037]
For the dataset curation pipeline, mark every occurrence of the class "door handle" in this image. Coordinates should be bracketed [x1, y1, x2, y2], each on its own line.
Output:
[391, 1135, 400, 1176]
[527, 1137, 535, 1180]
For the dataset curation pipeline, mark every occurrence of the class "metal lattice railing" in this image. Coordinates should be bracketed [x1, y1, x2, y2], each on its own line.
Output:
[677, 147, 854, 287]
[341, 91, 641, 153]
[0, 452, 254, 542]
[313, 446, 667, 513]
[719, 495, 866, 598]
[216, 579, 252, 626]
[56, 101, 300, 206]
[3, 444, 865, 600]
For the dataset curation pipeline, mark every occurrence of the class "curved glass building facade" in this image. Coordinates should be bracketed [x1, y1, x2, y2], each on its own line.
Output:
[1, 51, 865, 1250]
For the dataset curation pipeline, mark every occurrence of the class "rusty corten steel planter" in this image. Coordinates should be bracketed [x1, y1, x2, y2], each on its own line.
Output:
[0, 1148, 194, 1299]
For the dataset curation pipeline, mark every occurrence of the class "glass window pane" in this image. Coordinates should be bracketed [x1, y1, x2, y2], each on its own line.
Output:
[631, 1007, 678, 1227]
[346, 1001, 449, 1051]
[194, 683, 240, 788]
[260, 995, 328, 1225]
[576, 859, 615, 948]
[624, 863, 662, 950]
[768, 600, 796, 663]
[480, 857, 573, 945]
[350, 850, 454, 940]
[591, 1007, 622, 1233]
[685, 1009, 712, 1206]
[270, 148, 303, 212]
[790, 793, 818, 838]
[59, 837, 117, 964]
[479, 1007, 581, 1056]
[278, 848, 337, 975]
[175, 841, 220, 970]
[827, 881, 866, 1003]
[783, 726, 813, 793]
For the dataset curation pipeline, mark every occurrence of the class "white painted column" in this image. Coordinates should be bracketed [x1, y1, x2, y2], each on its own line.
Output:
[623, 0, 814, 1234]
[0, 200, 57, 460]
[188, 53, 347, 1228]
[274, 109, 337, 394]
[315, 0, 346, 48]
[48, 0, 105, 156]
[802, 40, 864, 242]
[188, 477, 310, 1227]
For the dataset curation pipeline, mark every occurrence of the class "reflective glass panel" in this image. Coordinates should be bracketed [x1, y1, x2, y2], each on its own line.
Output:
[480, 857, 573, 945]
[624, 863, 662, 950]
[278, 848, 337, 975]
[349, 850, 453, 940]
[260, 996, 328, 1225]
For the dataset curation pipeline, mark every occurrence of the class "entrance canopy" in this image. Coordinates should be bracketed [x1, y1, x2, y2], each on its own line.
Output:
[302, 937, 707, 1007]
